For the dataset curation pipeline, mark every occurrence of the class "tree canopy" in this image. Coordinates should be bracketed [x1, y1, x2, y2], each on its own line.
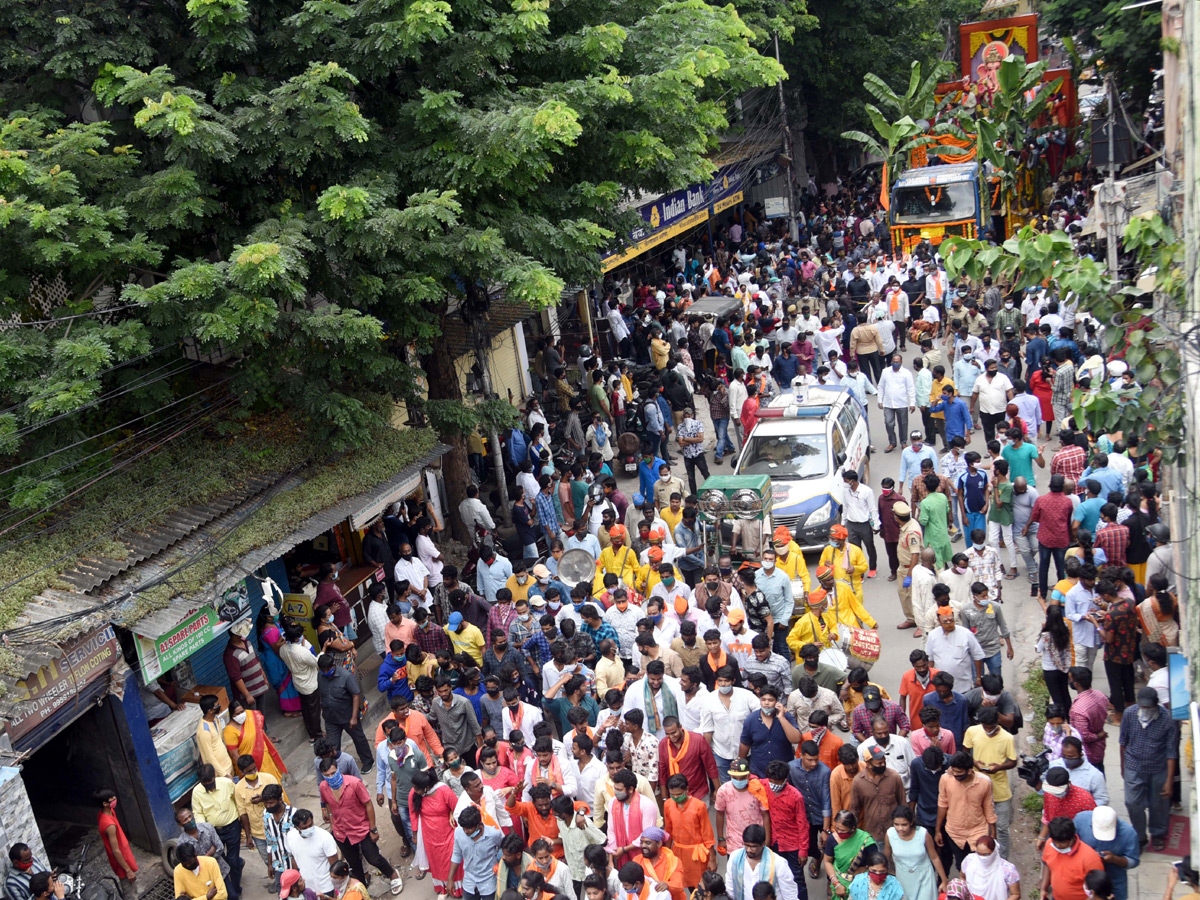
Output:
[0, 0, 783, 508]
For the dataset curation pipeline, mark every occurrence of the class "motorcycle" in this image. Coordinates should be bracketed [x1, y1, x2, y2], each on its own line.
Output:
[56, 843, 118, 900]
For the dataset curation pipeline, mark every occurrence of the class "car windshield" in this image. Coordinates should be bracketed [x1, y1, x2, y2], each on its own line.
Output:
[739, 433, 829, 479]
[891, 181, 977, 224]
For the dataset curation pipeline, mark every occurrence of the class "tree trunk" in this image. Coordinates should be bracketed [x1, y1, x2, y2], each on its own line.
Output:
[423, 346, 471, 544]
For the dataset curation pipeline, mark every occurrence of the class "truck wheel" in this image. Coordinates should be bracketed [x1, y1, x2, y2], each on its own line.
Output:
[161, 838, 179, 876]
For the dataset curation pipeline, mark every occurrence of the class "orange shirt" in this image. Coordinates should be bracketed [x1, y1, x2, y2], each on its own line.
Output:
[507, 800, 587, 859]
[829, 764, 857, 820]
[802, 730, 844, 772]
[635, 849, 686, 900]
[663, 797, 714, 888]
[1040, 838, 1104, 900]
[936, 772, 995, 846]
[374, 710, 442, 766]
[897, 668, 940, 721]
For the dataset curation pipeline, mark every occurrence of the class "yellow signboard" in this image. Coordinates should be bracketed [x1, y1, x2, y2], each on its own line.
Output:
[601, 208, 710, 273]
[712, 191, 743, 215]
[281, 593, 318, 647]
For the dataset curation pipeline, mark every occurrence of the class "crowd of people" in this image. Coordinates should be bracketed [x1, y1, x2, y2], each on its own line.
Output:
[47, 178, 1187, 900]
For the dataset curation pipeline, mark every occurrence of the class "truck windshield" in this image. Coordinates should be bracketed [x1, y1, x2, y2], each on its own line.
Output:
[738, 433, 830, 479]
[892, 181, 977, 223]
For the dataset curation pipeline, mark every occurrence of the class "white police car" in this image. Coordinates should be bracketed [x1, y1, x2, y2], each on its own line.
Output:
[734, 385, 870, 550]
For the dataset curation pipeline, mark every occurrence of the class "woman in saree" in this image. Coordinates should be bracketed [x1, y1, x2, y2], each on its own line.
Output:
[257, 607, 301, 717]
[823, 810, 875, 899]
[223, 698, 288, 782]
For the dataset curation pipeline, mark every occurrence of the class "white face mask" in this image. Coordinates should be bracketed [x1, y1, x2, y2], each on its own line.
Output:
[762, 562, 774, 573]
[1004, 302, 1014, 309]
[232, 712, 247, 725]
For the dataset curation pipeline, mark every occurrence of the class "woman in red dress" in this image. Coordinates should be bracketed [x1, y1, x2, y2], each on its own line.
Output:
[1029, 361, 1056, 437]
[96, 788, 137, 894]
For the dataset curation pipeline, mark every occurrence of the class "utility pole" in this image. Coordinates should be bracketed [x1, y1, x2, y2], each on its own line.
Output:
[1103, 74, 1120, 277]
[774, 33, 799, 243]
[468, 299, 512, 528]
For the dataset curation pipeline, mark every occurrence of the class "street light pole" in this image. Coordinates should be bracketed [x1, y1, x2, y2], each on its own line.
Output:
[1104, 74, 1120, 277]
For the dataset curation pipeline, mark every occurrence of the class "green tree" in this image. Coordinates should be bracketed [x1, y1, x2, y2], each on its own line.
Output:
[1039, 0, 1161, 113]
[0, 0, 783, 523]
[942, 215, 1185, 462]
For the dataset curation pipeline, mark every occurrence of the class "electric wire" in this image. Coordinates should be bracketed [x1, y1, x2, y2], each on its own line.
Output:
[0, 394, 240, 546]
[0, 343, 177, 420]
[0, 400, 240, 547]
[0, 302, 145, 330]
[3, 356, 197, 444]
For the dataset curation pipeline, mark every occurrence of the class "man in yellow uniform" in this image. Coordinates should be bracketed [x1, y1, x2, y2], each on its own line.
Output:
[772, 525, 811, 593]
[786, 588, 841, 655]
[818, 525, 869, 603]
[814, 565, 876, 630]
[597, 525, 639, 590]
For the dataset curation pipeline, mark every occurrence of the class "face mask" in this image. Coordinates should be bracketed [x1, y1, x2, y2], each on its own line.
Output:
[892, 362, 901, 370]
[321, 668, 336, 677]
[1050, 841, 1073, 854]
[1064, 756, 1083, 769]
[614, 790, 627, 801]
[450, 759, 463, 770]
[717, 685, 734, 696]
[549, 601, 561, 611]
[731, 778, 749, 790]
[649, 613, 663, 625]
[1051, 724, 1063, 734]
[869, 873, 888, 885]
[769, 782, 785, 793]
[1043, 782, 1068, 797]
[401, 552, 413, 560]
[518, 613, 530, 623]
[953, 771, 971, 781]
[183, 821, 198, 833]
[538, 577, 549, 586]
[1138, 707, 1159, 723]
[762, 562, 774, 573]
[1004, 302, 1013, 309]
[616, 601, 629, 612]
[300, 827, 316, 838]
[232, 712, 247, 724]
[954, 566, 968, 574]
[325, 771, 344, 789]
[516, 575, 528, 584]
[972, 542, 985, 551]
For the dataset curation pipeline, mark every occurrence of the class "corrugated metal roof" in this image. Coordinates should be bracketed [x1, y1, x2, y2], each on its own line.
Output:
[0, 441, 449, 684]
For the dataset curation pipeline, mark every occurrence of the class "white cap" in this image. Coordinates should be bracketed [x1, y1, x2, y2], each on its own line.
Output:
[1092, 806, 1117, 841]
[1107, 360, 1128, 377]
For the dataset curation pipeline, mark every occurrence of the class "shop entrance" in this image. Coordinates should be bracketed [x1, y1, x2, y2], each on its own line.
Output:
[22, 693, 162, 863]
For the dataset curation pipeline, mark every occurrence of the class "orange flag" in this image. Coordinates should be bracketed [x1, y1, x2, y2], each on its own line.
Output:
[879, 161, 890, 211]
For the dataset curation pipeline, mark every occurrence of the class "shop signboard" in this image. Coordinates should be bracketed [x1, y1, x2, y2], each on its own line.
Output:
[281, 593, 319, 647]
[7, 624, 119, 744]
[135, 605, 226, 683]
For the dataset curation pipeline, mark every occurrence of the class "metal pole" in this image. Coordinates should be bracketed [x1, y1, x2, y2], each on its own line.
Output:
[1105, 75, 1120, 277]
[774, 33, 799, 243]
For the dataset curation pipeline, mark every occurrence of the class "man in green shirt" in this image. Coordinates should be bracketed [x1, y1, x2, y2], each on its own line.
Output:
[918, 472, 953, 568]
[1000, 427, 1045, 486]
[588, 371, 611, 423]
[986, 459, 1018, 578]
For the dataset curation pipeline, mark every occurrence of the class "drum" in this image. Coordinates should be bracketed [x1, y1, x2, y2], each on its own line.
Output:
[555, 548, 598, 588]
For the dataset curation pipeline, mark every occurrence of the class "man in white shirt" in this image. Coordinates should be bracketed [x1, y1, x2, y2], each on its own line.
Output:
[283, 812, 339, 893]
[925, 609, 985, 690]
[565, 526, 602, 560]
[501, 688, 544, 745]
[728, 372, 749, 445]
[840, 470, 881, 576]
[970, 360, 1015, 444]
[812, 324, 843, 363]
[458, 485, 496, 536]
[621, 663, 686, 738]
[699, 670, 760, 781]
[394, 541, 433, 610]
[877, 353, 916, 452]
[856, 720, 916, 789]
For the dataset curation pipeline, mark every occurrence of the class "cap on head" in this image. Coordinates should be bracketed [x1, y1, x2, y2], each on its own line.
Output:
[1092, 806, 1118, 841]
[727, 609, 745, 626]
[1137, 687, 1160, 708]
[532, 564, 551, 579]
[830, 524, 848, 540]
[862, 686, 883, 710]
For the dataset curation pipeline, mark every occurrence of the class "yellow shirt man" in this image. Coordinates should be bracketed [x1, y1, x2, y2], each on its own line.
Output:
[660, 504, 684, 538]
[818, 535, 869, 601]
[598, 537, 639, 587]
[233, 772, 285, 840]
[447, 617, 485, 664]
[821, 577, 876, 631]
[787, 597, 841, 656]
[192, 777, 240, 827]
[962, 724, 1018, 802]
[929, 376, 955, 420]
[196, 717, 232, 778]
[773, 534, 812, 593]
[174, 856, 228, 900]
[506, 573, 534, 604]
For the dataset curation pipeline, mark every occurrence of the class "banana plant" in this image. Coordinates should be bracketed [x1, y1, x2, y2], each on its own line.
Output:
[862, 59, 957, 127]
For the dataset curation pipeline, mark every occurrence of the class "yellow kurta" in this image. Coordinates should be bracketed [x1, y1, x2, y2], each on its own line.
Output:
[818, 543, 869, 601]
[787, 608, 841, 656]
[825, 580, 876, 629]
[196, 718, 233, 778]
[636, 564, 683, 597]
[599, 545, 639, 587]
[775, 541, 811, 592]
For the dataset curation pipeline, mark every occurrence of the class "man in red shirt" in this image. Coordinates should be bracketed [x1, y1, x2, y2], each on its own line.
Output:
[1095, 504, 1130, 568]
[1024, 474, 1075, 603]
[761, 759, 809, 889]
[1050, 432, 1086, 487]
[1039, 815, 1104, 900]
[1036, 768, 1096, 849]
[657, 717, 719, 801]
[740, 383, 760, 439]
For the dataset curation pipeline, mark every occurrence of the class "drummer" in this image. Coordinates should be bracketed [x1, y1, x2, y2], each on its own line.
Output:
[597, 524, 639, 590]
[785, 588, 841, 655]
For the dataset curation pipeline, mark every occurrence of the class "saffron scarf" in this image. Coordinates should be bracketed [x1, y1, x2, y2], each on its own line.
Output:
[706, 647, 727, 671]
[666, 732, 691, 777]
[644, 680, 678, 734]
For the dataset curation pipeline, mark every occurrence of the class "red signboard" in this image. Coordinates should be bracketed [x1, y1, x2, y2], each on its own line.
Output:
[7, 625, 119, 743]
